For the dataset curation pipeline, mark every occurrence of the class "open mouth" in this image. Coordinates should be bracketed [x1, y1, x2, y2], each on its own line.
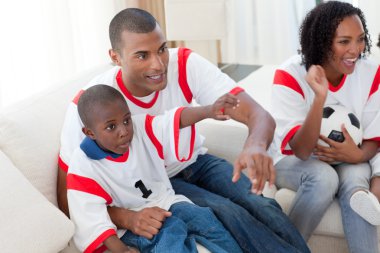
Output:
[342, 58, 357, 66]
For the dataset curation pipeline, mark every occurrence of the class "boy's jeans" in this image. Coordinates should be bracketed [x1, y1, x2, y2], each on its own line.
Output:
[171, 154, 310, 253]
[120, 202, 242, 253]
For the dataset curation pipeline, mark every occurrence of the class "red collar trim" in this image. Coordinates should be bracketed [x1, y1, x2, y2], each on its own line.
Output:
[106, 149, 129, 163]
[116, 70, 159, 108]
[328, 74, 347, 92]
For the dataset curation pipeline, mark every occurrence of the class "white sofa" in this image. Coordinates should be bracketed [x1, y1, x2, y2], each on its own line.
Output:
[0, 62, 378, 253]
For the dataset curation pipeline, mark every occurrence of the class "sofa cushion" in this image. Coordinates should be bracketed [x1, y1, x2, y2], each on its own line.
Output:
[0, 150, 74, 253]
[0, 64, 113, 204]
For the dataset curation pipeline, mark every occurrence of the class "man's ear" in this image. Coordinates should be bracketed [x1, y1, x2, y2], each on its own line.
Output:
[109, 49, 121, 66]
[82, 127, 96, 140]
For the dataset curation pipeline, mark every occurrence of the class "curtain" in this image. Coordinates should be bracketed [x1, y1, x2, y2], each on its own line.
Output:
[221, 0, 316, 65]
[0, 0, 127, 108]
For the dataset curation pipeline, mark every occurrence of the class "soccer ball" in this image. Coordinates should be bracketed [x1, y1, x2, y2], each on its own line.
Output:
[318, 104, 362, 147]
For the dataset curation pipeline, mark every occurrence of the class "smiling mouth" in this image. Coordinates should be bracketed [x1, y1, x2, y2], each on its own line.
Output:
[343, 58, 357, 66]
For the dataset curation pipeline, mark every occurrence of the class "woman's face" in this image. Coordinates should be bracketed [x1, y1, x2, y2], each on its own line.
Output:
[323, 15, 366, 84]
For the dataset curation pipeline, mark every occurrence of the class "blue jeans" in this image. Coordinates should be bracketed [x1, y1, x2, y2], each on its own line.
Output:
[120, 202, 242, 253]
[276, 156, 379, 253]
[171, 154, 310, 253]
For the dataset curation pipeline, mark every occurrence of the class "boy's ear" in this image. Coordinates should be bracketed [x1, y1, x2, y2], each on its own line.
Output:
[109, 49, 121, 66]
[82, 127, 96, 140]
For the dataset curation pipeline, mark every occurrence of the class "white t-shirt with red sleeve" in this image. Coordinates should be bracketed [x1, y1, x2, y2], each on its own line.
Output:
[270, 54, 380, 165]
[67, 108, 195, 253]
[60, 47, 242, 177]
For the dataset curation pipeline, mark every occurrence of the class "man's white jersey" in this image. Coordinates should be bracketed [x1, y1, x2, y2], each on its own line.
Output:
[67, 108, 195, 253]
[270, 54, 380, 164]
[60, 48, 237, 177]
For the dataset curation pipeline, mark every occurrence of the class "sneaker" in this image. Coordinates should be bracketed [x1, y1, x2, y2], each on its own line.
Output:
[350, 190, 380, 225]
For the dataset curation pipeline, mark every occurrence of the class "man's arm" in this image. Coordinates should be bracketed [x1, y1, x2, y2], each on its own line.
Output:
[225, 91, 276, 195]
[57, 166, 70, 217]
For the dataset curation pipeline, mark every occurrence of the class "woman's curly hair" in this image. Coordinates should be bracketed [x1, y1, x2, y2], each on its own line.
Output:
[299, 1, 371, 70]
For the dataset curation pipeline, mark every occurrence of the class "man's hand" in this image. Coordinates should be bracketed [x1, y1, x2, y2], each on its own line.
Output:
[122, 207, 171, 239]
[314, 124, 362, 164]
[232, 145, 275, 195]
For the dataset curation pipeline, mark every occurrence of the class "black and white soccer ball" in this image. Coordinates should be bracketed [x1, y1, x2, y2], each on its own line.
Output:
[318, 104, 362, 147]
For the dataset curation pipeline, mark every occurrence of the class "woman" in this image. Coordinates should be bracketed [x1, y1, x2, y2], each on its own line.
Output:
[271, 2, 380, 253]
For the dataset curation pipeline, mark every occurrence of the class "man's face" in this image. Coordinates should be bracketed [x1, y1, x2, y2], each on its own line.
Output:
[84, 99, 133, 155]
[111, 25, 169, 97]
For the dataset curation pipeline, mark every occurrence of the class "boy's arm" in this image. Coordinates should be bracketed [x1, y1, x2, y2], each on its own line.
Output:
[103, 235, 139, 253]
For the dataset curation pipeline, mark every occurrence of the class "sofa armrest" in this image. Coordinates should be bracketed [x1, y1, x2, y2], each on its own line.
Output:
[0, 150, 74, 253]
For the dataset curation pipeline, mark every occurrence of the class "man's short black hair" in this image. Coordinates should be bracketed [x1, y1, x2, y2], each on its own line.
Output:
[78, 85, 127, 128]
[109, 8, 157, 52]
[299, 1, 371, 70]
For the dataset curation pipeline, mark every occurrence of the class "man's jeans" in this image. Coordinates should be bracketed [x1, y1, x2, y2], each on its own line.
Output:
[120, 202, 242, 253]
[171, 154, 310, 253]
[276, 156, 379, 253]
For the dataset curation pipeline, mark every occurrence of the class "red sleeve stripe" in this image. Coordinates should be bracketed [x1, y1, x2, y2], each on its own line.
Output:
[273, 70, 304, 99]
[178, 47, 193, 103]
[67, 174, 113, 205]
[368, 66, 380, 100]
[58, 156, 69, 173]
[84, 229, 116, 253]
[72, 89, 85, 105]
[145, 115, 164, 159]
[364, 137, 380, 147]
[174, 107, 196, 162]
[229, 86, 245, 95]
[281, 125, 301, 155]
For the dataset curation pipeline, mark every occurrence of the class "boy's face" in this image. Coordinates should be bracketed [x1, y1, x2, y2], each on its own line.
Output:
[84, 99, 133, 155]
[109, 25, 169, 97]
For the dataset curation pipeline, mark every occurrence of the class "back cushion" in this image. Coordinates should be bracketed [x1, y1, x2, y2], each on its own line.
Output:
[0, 64, 113, 204]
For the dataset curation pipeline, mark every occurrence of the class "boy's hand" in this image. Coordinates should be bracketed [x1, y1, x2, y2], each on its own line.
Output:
[211, 93, 240, 120]
[126, 207, 171, 239]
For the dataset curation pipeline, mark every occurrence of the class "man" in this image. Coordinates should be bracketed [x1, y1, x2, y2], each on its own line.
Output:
[58, 8, 309, 253]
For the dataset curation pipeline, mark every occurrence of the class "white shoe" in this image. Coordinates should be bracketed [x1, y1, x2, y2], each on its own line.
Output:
[350, 190, 380, 225]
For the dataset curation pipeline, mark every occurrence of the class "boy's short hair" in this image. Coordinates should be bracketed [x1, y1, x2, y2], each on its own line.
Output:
[77, 85, 127, 127]
[109, 8, 157, 52]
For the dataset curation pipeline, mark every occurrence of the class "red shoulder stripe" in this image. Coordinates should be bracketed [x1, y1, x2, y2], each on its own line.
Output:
[67, 174, 113, 205]
[178, 48, 193, 103]
[72, 90, 85, 105]
[145, 115, 164, 159]
[273, 70, 304, 99]
[368, 66, 380, 100]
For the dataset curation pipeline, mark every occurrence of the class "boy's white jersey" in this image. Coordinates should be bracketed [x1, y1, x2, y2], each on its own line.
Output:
[60, 48, 236, 177]
[271, 54, 380, 164]
[67, 108, 194, 253]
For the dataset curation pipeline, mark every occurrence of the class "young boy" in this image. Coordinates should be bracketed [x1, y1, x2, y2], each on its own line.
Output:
[67, 85, 242, 253]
